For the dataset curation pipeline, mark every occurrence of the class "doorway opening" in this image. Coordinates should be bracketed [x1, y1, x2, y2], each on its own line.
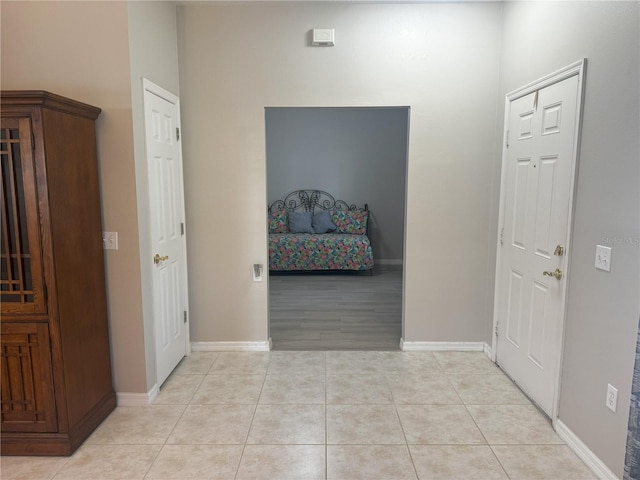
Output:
[265, 106, 409, 350]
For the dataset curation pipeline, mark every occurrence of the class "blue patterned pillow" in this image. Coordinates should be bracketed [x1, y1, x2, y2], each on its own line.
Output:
[268, 209, 289, 233]
[332, 210, 368, 234]
[312, 210, 337, 234]
[288, 211, 314, 233]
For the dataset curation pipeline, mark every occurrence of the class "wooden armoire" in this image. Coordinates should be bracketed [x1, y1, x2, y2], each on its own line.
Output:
[0, 91, 116, 455]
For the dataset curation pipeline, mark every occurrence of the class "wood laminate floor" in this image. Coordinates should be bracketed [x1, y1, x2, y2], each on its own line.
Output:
[269, 268, 402, 351]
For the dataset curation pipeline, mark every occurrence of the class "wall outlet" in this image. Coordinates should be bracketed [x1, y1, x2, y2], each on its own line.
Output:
[606, 384, 618, 413]
[103, 231, 118, 250]
[595, 245, 612, 271]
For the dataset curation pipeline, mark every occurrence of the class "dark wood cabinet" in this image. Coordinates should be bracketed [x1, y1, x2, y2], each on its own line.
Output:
[1, 91, 116, 456]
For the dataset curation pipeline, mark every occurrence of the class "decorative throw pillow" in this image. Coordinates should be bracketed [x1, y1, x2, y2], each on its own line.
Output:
[288, 211, 314, 234]
[268, 209, 289, 234]
[312, 210, 337, 234]
[332, 209, 368, 235]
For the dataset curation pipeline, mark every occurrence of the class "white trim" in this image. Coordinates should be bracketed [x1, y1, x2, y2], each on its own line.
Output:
[492, 59, 587, 421]
[400, 340, 489, 352]
[483, 342, 493, 359]
[116, 384, 159, 407]
[191, 341, 271, 352]
[553, 419, 619, 480]
[143, 78, 179, 106]
[506, 60, 586, 101]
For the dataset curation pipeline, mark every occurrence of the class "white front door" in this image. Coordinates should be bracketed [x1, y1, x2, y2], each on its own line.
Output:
[494, 62, 585, 416]
[143, 80, 189, 387]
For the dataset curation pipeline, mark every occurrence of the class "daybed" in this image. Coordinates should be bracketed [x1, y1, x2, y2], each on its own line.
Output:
[268, 190, 374, 272]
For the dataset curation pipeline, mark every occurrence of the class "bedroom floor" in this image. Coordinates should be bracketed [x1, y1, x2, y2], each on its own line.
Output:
[269, 268, 402, 350]
[2, 351, 596, 480]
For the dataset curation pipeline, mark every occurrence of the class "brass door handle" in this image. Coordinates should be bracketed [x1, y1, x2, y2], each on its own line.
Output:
[154, 254, 169, 265]
[543, 268, 562, 280]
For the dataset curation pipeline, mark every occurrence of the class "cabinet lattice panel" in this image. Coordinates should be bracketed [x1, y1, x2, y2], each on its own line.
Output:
[0, 118, 45, 313]
[1, 323, 56, 432]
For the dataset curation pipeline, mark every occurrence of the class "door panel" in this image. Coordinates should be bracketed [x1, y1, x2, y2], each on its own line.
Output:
[533, 155, 558, 257]
[541, 102, 562, 135]
[145, 85, 189, 387]
[528, 281, 549, 368]
[496, 73, 581, 415]
[512, 158, 531, 249]
[506, 270, 523, 347]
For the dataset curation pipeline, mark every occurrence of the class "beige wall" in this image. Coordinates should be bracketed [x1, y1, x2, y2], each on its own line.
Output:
[127, 1, 181, 391]
[497, 2, 640, 476]
[1, 1, 147, 393]
[5, 6, 637, 474]
[177, 2, 503, 344]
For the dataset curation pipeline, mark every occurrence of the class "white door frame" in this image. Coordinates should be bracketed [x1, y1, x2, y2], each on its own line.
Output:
[491, 59, 587, 421]
[142, 78, 190, 386]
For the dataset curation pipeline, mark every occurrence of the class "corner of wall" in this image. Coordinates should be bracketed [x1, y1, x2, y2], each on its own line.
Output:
[127, 1, 182, 391]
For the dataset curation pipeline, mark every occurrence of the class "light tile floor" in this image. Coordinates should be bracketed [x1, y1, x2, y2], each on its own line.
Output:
[2, 351, 597, 480]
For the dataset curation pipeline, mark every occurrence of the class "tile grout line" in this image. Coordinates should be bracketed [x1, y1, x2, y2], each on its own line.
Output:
[46, 451, 74, 480]
[324, 351, 328, 480]
[385, 356, 421, 480]
[442, 352, 513, 479]
[233, 354, 270, 480]
[141, 356, 215, 479]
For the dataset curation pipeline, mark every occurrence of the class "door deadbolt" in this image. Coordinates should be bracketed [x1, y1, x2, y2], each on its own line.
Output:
[554, 245, 565, 256]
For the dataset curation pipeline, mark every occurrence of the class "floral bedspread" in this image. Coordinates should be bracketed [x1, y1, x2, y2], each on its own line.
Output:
[268, 233, 374, 271]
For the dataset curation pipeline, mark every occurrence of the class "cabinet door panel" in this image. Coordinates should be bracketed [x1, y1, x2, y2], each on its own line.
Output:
[1, 322, 57, 432]
[1, 117, 47, 314]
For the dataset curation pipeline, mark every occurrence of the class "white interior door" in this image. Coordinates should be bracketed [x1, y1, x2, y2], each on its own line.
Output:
[494, 62, 584, 417]
[143, 80, 189, 387]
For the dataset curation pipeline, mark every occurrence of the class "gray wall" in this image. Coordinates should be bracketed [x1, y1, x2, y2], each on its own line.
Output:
[496, 2, 640, 476]
[266, 107, 408, 261]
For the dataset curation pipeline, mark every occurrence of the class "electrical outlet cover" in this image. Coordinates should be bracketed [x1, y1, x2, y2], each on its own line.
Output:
[252, 264, 263, 282]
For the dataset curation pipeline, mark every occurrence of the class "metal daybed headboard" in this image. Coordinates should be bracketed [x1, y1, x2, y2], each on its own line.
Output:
[268, 189, 368, 214]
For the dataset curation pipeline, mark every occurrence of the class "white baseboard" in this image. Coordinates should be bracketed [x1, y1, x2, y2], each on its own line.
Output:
[377, 259, 403, 266]
[191, 341, 271, 352]
[553, 419, 619, 480]
[400, 339, 489, 353]
[116, 384, 158, 407]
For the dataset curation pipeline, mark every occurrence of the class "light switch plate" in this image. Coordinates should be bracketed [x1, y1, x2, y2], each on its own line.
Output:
[606, 384, 618, 412]
[103, 231, 118, 250]
[595, 245, 611, 271]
